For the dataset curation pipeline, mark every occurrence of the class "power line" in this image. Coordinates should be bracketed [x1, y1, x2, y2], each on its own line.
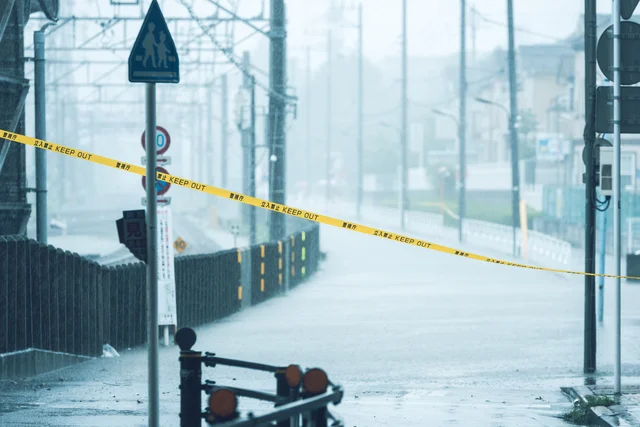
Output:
[471, 7, 568, 43]
[178, 0, 297, 105]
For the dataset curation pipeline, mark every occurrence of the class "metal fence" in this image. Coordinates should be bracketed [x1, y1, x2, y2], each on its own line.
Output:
[0, 221, 321, 361]
[540, 185, 640, 251]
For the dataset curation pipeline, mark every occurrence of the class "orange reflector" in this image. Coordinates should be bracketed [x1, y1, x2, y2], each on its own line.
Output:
[208, 389, 238, 419]
[303, 368, 329, 395]
[285, 364, 302, 388]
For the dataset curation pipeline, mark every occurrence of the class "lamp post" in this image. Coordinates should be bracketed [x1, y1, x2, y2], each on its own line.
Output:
[475, 96, 520, 257]
[431, 108, 464, 243]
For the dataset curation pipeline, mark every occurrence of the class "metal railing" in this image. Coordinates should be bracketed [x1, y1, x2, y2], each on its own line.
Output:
[305, 194, 571, 267]
[461, 219, 571, 265]
[176, 328, 344, 427]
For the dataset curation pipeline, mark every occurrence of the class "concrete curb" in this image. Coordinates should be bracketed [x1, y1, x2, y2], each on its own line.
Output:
[561, 386, 638, 427]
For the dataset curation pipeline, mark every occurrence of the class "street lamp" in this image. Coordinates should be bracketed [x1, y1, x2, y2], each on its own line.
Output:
[431, 109, 464, 243]
[431, 109, 459, 126]
[475, 96, 520, 257]
[475, 97, 509, 115]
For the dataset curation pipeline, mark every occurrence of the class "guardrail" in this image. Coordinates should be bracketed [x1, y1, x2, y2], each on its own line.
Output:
[175, 327, 343, 427]
[301, 194, 571, 267]
[527, 229, 571, 265]
[0, 220, 322, 379]
[462, 219, 571, 266]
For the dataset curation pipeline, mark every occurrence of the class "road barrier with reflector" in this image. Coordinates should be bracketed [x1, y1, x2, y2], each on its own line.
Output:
[175, 327, 344, 427]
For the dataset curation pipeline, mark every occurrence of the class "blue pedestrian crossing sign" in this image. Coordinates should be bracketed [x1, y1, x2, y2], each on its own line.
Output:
[128, 0, 179, 84]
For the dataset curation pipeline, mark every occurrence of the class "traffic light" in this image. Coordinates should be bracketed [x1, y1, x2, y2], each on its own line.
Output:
[622, 0, 640, 19]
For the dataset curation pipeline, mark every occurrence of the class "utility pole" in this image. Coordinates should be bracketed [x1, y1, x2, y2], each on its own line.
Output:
[221, 73, 229, 189]
[250, 75, 257, 246]
[326, 29, 333, 208]
[198, 106, 204, 183]
[306, 46, 312, 199]
[506, 0, 521, 258]
[241, 51, 257, 245]
[583, 0, 597, 374]
[470, 3, 477, 156]
[459, 0, 467, 243]
[357, 3, 364, 220]
[612, 0, 622, 394]
[206, 83, 214, 188]
[241, 54, 251, 230]
[471, 4, 477, 65]
[34, 25, 53, 244]
[400, 0, 408, 231]
[59, 102, 67, 205]
[268, 0, 287, 241]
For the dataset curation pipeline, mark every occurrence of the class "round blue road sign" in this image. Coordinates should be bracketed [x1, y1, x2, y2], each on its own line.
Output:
[142, 166, 171, 196]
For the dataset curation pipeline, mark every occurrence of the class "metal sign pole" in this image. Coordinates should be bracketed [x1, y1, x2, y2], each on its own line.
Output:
[613, 0, 622, 395]
[128, 1, 179, 424]
[146, 82, 160, 426]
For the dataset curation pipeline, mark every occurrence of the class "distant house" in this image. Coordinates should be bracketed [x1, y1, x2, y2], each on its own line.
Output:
[470, 43, 576, 165]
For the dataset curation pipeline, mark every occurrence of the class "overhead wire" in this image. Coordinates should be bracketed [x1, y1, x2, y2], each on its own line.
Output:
[178, 0, 297, 105]
[470, 7, 569, 43]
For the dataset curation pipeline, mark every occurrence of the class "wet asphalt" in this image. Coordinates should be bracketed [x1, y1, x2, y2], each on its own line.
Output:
[4, 200, 640, 426]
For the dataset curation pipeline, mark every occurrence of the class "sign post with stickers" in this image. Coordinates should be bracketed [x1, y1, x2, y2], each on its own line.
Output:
[140, 139, 175, 343]
[128, 0, 179, 425]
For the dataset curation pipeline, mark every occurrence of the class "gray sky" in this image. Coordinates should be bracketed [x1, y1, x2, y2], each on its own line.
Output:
[196, 0, 620, 68]
[71, 1, 619, 67]
[284, 0, 605, 60]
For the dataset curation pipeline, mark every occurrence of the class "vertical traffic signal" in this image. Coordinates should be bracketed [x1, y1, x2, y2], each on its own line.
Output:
[115, 209, 148, 263]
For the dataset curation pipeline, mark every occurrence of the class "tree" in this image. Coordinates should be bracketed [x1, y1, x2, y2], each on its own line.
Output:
[363, 129, 400, 190]
[517, 108, 538, 160]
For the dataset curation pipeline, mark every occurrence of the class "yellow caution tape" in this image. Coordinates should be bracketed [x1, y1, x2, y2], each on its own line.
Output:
[2, 129, 637, 280]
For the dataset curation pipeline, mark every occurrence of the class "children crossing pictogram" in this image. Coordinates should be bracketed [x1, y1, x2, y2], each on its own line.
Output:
[128, 0, 179, 83]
